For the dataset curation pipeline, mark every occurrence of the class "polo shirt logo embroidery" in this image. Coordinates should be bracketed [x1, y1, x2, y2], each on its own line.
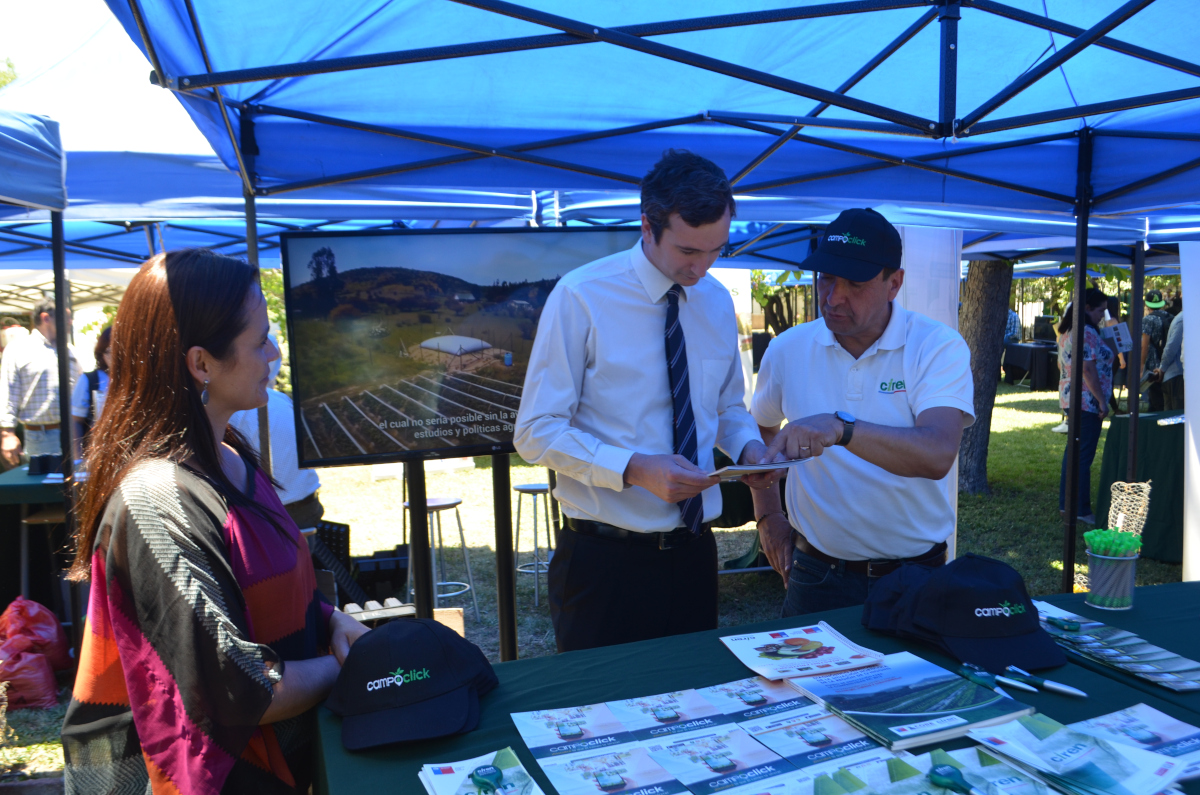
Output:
[366, 667, 432, 692]
[826, 234, 867, 246]
[879, 379, 907, 394]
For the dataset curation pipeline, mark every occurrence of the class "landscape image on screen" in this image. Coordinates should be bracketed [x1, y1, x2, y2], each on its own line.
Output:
[282, 228, 641, 466]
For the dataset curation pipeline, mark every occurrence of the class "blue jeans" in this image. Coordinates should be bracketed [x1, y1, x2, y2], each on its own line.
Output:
[1059, 410, 1102, 517]
[781, 548, 873, 618]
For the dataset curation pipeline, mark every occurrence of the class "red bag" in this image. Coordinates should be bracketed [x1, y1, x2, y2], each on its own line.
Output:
[0, 596, 71, 671]
[0, 636, 58, 710]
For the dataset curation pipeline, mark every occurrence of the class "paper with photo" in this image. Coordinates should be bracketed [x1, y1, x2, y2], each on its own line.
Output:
[644, 725, 796, 794]
[698, 676, 815, 723]
[606, 689, 730, 740]
[1070, 703, 1200, 781]
[739, 702, 892, 773]
[511, 702, 635, 761]
[419, 747, 544, 795]
[538, 745, 689, 795]
[719, 622, 884, 680]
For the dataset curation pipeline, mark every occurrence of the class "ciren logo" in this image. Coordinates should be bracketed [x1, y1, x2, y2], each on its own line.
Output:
[879, 379, 906, 394]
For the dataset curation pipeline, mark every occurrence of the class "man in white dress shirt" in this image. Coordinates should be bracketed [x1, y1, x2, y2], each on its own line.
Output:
[515, 150, 770, 651]
[750, 208, 975, 617]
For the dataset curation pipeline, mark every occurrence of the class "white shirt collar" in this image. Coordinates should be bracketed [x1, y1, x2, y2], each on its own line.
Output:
[817, 301, 908, 354]
[630, 239, 691, 303]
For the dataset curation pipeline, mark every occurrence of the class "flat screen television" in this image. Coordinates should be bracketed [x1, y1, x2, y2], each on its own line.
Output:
[281, 227, 642, 467]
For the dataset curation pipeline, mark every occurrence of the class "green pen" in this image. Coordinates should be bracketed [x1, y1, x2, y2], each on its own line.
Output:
[1046, 616, 1081, 632]
[957, 665, 1008, 698]
[929, 764, 987, 795]
[471, 764, 504, 794]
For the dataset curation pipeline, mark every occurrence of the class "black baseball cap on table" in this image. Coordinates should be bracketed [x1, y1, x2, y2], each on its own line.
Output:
[805, 208, 903, 282]
[326, 618, 498, 751]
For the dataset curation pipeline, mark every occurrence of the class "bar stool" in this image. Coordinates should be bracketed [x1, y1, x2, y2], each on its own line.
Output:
[403, 496, 480, 621]
[513, 483, 554, 606]
[20, 507, 65, 599]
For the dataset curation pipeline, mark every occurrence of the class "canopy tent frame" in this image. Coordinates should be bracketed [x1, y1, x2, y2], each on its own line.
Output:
[119, 0, 1199, 652]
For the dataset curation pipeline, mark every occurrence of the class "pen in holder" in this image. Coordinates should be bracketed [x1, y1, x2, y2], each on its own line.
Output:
[1084, 529, 1140, 610]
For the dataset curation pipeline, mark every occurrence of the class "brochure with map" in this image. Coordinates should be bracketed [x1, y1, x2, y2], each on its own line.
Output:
[719, 622, 884, 680]
[698, 676, 815, 723]
[788, 652, 1034, 750]
[511, 702, 635, 761]
[969, 713, 1185, 795]
[607, 689, 731, 740]
[419, 747, 544, 795]
[1070, 703, 1200, 781]
[538, 745, 689, 795]
[738, 702, 893, 772]
[644, 725, 797, 794]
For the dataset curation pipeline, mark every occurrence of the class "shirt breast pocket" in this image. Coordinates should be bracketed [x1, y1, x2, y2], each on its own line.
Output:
[700, 359, 727, 416]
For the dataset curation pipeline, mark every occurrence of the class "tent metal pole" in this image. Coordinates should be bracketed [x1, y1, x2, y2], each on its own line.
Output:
[965, 84, 1200, 137]
[126, 0, 168, 86]
[0, 227, 152, 261]
[51, 211, 73, 475]
[1127, 244, 1145, 482]
[958, 0, 1156, 132]
[969, 0, 1200, 79]
[709, 113, 922, 137]
[407, 460, 435, 618]
[740, 230, 821, 256]
[938, 1, 960, 138]
[1093, 155, 1200, 207]
[1094, 129, 1200, 142]
[728, 223, 787, 256]
[493, 454, 517, 660]
[1062, 128, 1093, 594]
[170, 0, 929, 90]
[446, 0, 935, 131]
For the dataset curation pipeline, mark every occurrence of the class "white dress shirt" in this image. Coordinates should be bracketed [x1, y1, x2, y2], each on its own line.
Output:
[0, 329, 80, 428]
[514, 240, 761, 533]
[230, 388, 321, 505]
[751, 303, 975, 559]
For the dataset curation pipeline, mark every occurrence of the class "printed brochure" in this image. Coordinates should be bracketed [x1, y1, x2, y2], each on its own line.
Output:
[419, 747, 544, 795]
[698, 676, 814, 723]
[738, 701, 893, 772]
[1070, 703, 1200, 781]
[510, 702, 635, 761]
[849, 746, 1051, 795]
[538, 745, 689, 795]
[644, 725, 796, 794]
[788, 652, 1035, 750]
[607, 689, 730, 740]
[719, 622, 884, 680]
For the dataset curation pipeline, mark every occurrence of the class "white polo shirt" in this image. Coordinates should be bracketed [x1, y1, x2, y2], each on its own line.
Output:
[751, 303, 974, 560]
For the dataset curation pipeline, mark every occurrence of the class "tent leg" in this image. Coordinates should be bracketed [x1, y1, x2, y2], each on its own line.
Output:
[1127, 244, 1144, 481]
[493, 454, 517, 661]
[51, 212, 73, 472]
[1062, 129, 1093, 594]
[408, 460, 434, 618]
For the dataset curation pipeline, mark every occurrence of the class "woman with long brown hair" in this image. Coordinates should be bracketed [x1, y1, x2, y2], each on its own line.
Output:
[61, 249, 367, 794]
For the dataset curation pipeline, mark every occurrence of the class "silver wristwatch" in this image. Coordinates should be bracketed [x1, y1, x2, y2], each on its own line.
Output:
[834, 410, 856, 446]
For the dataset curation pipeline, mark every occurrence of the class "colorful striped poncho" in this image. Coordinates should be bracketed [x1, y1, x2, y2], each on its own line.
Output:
[62, 457, 334, 794]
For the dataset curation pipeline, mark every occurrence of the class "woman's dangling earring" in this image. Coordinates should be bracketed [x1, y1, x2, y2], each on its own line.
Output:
[201, 379, 210, 406]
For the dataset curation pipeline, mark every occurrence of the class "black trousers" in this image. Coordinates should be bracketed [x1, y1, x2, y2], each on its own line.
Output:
[1164, 376, 1185, 411]
[548, 525, 718, 653]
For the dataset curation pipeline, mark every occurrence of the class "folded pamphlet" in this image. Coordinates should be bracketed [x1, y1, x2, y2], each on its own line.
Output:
[969, 713, 1185, 795]
[710, 458, 813, 481]
[1070, 703, 1200, 781]
[511, 702, 636, 761]
[788, 652, 1035, 750]
[419, 747, 544, 795]
[697, 675, 814, 723]
[538, 745, 688, 795]
[738, 701, 893, 773]
[643, 724, 797, 794]
[850, 745, 1051, 795]
[720, 622, 884, 681]
[606, 689, 731, 740]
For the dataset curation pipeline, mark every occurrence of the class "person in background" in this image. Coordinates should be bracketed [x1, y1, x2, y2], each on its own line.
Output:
[0, 298, 80, 465]
[1005, 306, 1021, 344]
[1141, 289, 1173, 411]
[70, 326, 112, 460]
[1051, 304, 1072, 434]
[0, 316, 27, 358]
[1158, 302, 1184, 411]
[1058, 288, 1114, 525]
[61, 250, 367, 794]
[229, 335, 324, 529]
[1103, 296, 1126, 415]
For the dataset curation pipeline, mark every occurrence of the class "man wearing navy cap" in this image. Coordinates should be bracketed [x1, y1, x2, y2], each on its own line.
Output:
[750, 208, 975, 617]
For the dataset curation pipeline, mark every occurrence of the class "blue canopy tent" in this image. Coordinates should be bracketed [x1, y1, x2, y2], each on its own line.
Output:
[111, 0, 1200, 644]
[0, 109, 73, 483]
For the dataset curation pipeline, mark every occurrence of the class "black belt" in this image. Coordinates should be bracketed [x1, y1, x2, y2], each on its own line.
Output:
[794, 534, 947, 579]
[566, 517, 710, 550]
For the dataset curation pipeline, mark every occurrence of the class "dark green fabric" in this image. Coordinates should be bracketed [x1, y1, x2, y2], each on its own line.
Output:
[1095, 411, 1184, 562]
[315, 596, 1200, 795]
[0, 464, 66, 506]
[1043, 581, 1200, 717]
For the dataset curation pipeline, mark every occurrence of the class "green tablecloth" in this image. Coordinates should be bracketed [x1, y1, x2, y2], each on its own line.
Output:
[316, 587, 1200, 795]
[0, 463, 66, 505]
[1096, 411, 1184, 562]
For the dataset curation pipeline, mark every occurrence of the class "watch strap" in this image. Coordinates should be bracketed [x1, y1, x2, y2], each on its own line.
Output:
[836, 414, 854, 446]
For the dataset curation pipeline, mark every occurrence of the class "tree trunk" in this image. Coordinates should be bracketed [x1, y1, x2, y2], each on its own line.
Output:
[958, 259, 1015, 495]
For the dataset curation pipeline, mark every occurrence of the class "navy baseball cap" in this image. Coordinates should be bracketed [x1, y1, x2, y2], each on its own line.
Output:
[909, 554, 1065, 674]
[326, 618, 498, 750]
[806, 208, 902, 282]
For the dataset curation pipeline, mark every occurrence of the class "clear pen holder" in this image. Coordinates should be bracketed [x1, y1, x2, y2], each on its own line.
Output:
[1085, 551, 1138, 610]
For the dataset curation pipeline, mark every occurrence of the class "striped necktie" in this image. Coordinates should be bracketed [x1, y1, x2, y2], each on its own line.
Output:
[665, 284, 704, 535]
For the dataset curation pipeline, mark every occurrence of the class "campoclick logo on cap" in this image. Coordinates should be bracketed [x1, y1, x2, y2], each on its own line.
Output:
[365, 666, 433, 692]
[974, 601, 1027, 618]
[826, 233, 867, 246]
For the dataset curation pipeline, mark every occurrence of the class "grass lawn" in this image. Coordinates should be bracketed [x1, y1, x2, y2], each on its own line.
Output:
[0, 384, 1182, 778]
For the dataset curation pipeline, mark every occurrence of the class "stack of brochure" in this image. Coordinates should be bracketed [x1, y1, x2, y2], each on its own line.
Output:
[786, 652, 1035, 750]
[419, 747, 544, 795]
[1070, 703, 1200, 781]
[968, 713, 1186, 795]
[719, 622, 884, 680]
[1035, 602, 1200, 692]
[510, 676, 900, 794]
[847, 745, 1053, 795]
